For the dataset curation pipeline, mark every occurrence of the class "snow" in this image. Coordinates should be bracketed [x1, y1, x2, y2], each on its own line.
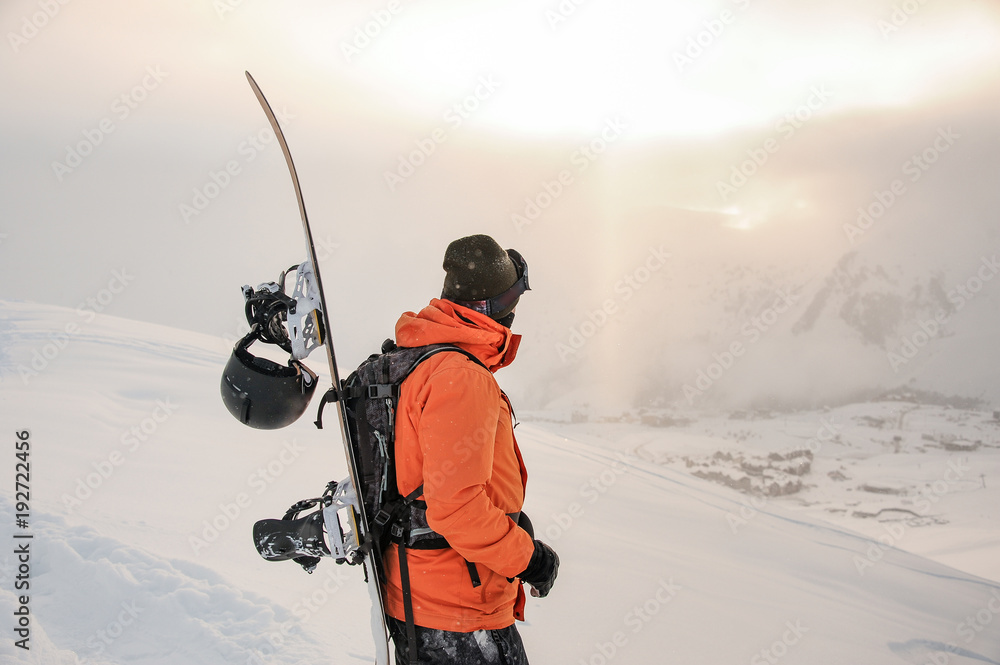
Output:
[1, 299, 999, 664]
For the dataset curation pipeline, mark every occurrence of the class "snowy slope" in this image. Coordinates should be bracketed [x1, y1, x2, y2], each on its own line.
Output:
[1, 300, 998, 665]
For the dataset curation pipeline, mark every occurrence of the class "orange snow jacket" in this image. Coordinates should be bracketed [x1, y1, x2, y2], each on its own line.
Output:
[383, 298, 534, 632]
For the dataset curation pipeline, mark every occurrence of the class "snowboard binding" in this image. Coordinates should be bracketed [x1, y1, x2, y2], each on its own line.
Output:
[241, 262, 325, 361]
[252, 478, 364, 573]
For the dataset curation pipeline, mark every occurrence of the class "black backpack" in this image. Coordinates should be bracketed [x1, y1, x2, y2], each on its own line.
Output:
[317, 339, 490, 663]
[325, 339, 487, 552]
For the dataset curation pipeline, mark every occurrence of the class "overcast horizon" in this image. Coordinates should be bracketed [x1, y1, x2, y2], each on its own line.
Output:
[3, 0, 999, 409]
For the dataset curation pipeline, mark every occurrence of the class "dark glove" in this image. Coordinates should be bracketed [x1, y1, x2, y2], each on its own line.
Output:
[518, 540, 559, 598]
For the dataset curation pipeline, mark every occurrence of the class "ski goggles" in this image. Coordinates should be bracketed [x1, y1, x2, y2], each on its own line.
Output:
[449, 248, 530, 318]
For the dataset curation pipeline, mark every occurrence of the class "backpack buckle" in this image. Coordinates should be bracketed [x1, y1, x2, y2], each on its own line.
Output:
[367, 384, 399, 399]
[373, 508, 392, 530]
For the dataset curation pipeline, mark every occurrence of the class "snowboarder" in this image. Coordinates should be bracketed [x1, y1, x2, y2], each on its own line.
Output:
[384, 234, 559, 664]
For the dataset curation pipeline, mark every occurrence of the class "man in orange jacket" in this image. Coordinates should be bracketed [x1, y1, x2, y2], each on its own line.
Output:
[384, 234, 559, 664]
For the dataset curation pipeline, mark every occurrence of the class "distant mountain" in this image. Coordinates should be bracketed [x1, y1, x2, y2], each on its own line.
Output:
[514, 204, 999, 413]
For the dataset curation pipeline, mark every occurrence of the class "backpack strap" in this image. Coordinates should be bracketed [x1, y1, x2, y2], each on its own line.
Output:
[394, 485, 424, 665]
[466, 561, 482, 588]
[392, 482, 481, 663]
[407, 343, 490, 375]
[398, 534, 419, 665]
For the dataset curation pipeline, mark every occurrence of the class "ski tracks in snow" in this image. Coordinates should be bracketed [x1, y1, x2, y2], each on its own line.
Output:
[518, 421, 1000, 664]
[889, 639, 1000, 665]
[521, 421, 1000, 588]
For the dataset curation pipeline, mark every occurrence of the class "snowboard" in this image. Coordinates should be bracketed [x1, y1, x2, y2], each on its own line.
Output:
[244, 70, 392, 665]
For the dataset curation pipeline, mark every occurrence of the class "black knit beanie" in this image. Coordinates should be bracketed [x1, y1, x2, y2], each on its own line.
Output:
[441, 234, 520, 320]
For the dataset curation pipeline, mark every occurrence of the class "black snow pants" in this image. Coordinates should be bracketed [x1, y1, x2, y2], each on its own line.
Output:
[387, 616, 529, 665]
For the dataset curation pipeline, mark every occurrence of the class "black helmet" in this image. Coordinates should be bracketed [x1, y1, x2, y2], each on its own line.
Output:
[221, 328, 318, 429]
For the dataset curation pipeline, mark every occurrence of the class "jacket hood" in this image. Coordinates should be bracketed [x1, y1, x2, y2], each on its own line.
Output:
[395, 299, 521, 371]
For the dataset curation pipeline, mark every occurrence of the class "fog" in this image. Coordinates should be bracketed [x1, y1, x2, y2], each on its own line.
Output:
[3, 0, 999, 412]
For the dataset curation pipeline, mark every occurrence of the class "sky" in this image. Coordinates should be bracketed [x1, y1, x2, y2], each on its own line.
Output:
[2, 0, 999, 409]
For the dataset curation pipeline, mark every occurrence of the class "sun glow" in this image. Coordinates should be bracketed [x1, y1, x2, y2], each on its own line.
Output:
[287, 1, 1000, 140]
